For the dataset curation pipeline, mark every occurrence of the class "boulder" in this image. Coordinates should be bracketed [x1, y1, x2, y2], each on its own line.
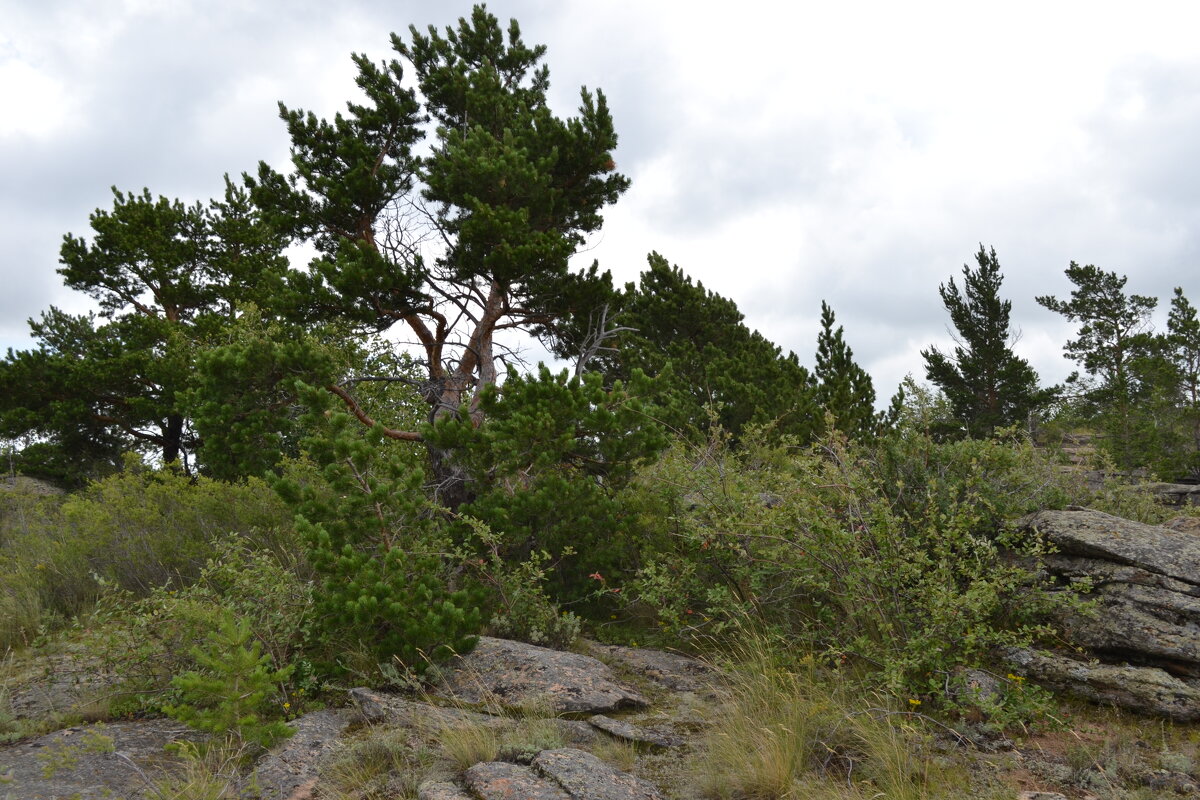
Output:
[463, 749, 669, 800]
[1164, 515, 1200, 535]
[432, 637, 649, 714]
[582, 642, 720, 693]
[1019, 509, 1200, 674]
[246, 708, 354, 799]
[1000, 647, 1200, 722]
[465, 761, 572, 800]
[1019, 509, 1200, 585]
[349, 687, 597, 745]
[1010, 509, 1200, 720]
[587, 715, 679, 748]
[419, 780, 475, 800]
[532, 747, 667, 800]
[0, 719, 200, 800]
[1136, 482, 1200, 507]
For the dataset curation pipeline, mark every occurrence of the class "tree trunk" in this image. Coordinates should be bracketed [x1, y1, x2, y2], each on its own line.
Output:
[162, 413, 184, 466]
[425, 440, 475, 509]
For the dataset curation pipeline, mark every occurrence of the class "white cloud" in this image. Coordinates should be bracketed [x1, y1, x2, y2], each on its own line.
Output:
[3, 0, 1199, 398]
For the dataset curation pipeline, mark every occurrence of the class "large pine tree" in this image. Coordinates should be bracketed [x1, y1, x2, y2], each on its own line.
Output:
[250, 5, 627, 504]
[922, 245, 1049, 437]
[0, 183, 288, 483]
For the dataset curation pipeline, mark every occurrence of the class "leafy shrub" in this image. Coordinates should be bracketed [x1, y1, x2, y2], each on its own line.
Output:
[0, 463, 295, 650]
[78, 535, 313, 713]
[624, 425, 1078, 701]
[459, 517, 582, 649]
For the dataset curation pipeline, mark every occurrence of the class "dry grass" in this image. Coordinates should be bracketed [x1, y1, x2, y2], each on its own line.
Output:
[438, 720, 502, 771]
[689, 646, 969, 800]
[320, 728, 439, 800]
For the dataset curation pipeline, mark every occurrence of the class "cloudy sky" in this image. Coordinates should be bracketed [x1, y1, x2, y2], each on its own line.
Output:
[3, 0, 1199, 399]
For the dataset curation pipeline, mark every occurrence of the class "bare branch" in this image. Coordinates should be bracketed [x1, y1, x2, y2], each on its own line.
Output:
[326, 384, 423, 441]
[573, 304, 636, 377]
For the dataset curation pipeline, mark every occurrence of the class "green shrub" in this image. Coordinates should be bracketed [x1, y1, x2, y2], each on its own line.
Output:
[0, 460, 296, 650]
[459, 517, 582, 649]
[78, 535, 314, 713]
[624, 425, 1077, 702]
[426, 367, 669, 611]
[275, 403, 483, 676]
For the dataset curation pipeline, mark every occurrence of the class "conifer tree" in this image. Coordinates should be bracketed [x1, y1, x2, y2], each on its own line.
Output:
[273, 397, 483, 672]
[1036, 263, 1158, 469]
[922, 245, 1050, 437]
[0, 183, 288, 482]
[1163, 287, 1200, 475]
[814, 302, 881, 439]
[596, 253, 819, 441]
[250, 5, 627, 504]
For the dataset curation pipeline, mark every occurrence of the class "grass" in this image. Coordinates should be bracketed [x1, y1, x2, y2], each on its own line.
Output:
[320, 729, 439, 800]
[688, 644, 968, 800]
[438, 720, 501, 771]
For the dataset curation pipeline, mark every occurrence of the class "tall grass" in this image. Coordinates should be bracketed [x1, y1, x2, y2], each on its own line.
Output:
[691, 639, 965, 800]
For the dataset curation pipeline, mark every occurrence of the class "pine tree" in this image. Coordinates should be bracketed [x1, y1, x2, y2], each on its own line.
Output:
[1163, 288, 1200, 476]
[273, 397, 483, 672]
[922, 245, 1050, 437]
[425, 366, 670, 609]
[814, 302, 881, 440]
[0, 183, 288, 482]
[594, 253, 819, 441]
[250, 5, 627, 504]
[1036, 263, 1158, 469]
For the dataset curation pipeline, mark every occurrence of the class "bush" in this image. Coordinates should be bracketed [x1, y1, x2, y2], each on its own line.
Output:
[0, 462, 295, 650]
[624, 425, 1078, 701]
[78, 536, 314, 714]
[275, 404, 483, 676]
[426, 367, 669, 611]
[459, 517, 582, 649]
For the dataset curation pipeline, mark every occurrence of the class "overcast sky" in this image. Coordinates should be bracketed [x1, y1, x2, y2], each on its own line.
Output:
[3, 0, 1199, 400]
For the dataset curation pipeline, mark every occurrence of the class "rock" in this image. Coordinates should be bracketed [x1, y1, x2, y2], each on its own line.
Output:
[1136, 482, 1200, 506]
[0, 475, 63, 495]
[0, 719, 199, 800]
[950, 668, 1004, 708]
[1017, 792, 1068, 800]
[583, 643, 720, 693]
[433, 637, 649, 714]
[1164, 515, 1200, 535]
[1014, 509, 1200, 709]
[1041, 565, 1200, 677]
[5, 653, 120, 721]
[1019, 509, 1200, 586]
[465, 761, 572, 800]
[1001, 647, 1200, 722]
[532, 747, 666, 800]
[418, 780, 475, 800]
[587, 715, 679, 748]
[246, 708, 354, 799]
[350, 687, 505, 729]
[349, 687, 597, 745]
